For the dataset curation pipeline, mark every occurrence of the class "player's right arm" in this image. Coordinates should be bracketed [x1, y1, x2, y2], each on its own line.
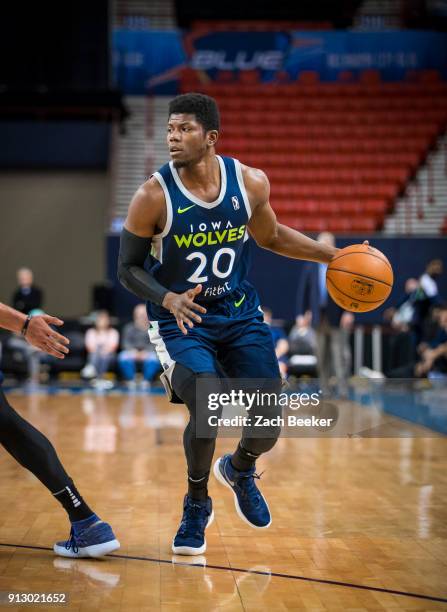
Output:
[118, 178, 206, 334]
[0, 302, 69, 359]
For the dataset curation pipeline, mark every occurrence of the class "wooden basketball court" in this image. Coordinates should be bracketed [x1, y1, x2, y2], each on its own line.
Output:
[0, 392, 446, 611]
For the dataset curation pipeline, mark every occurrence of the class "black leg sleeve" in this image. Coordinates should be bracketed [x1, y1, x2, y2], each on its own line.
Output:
[233, 378, 282, 471]
[172, 364, 222, 501]
[0, 388, 72, 491]
[0, 389, 95, 520]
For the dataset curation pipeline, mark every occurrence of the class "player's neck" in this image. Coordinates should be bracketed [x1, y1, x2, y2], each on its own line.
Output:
[177, 152, 219, 190]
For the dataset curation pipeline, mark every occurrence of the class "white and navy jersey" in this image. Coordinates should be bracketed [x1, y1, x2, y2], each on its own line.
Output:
[149, 155, 252, 304]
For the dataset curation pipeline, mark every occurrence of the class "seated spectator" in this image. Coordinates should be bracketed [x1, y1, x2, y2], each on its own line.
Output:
[6, 332, 41, 386]
[372, 272, 444, 379]
[12, 267, 44, 314]
[81, 311, 119, 390]
[414, 259, 443, 344]
[415, 305, 447, 380]
[383, 305, 446, 380]
[262, 307, 289, 377]
[118, 304, 160, 390]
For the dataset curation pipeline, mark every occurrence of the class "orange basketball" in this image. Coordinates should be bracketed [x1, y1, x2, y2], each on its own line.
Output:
[326, 244, 393, 313]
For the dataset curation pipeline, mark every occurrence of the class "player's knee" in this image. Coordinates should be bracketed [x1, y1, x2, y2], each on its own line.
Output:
[173, 364, 220, 405]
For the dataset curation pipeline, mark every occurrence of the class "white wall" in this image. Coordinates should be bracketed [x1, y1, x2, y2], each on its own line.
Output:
[0, 171, 110, 317]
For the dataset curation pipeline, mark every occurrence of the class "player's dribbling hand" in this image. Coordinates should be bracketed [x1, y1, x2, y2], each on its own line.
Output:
[331, 240, 370, 259]
[25, 315, 70, 359]
[162, 285, 207, 335]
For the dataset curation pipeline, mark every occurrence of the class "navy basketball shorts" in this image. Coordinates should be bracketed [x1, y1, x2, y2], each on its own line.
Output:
[147, 281, 281, 395]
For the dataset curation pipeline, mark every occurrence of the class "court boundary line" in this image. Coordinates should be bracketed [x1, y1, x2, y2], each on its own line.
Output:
[1, 542, 446, 604]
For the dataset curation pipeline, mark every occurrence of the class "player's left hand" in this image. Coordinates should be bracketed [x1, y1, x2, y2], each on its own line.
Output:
[25, 315, 70, 359]
[163, 285, 207, 335]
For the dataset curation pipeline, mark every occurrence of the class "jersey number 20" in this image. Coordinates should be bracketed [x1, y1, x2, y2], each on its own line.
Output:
[186, 248, 236, 283]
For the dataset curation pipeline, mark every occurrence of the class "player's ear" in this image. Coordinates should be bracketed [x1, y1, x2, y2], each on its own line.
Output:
[207, 130, 219, 147]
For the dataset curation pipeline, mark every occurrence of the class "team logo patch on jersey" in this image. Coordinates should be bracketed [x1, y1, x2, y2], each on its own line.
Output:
[232, 196, 240, 210]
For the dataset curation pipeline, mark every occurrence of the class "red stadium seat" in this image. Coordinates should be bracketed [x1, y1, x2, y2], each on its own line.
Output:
[360, 70, 381, 84]
[216, 70, 235, 83]
[182, 81, 447, 232]
[297, 71, 320, 85]
[237, 70, 261, 84]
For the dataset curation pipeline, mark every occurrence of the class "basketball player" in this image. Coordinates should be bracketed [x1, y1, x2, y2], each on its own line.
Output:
[0, 302, 119, 558]
[118, 93, 356, 555]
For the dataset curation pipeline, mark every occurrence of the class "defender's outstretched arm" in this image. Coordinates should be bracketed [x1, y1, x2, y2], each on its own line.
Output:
[0, 303, 69, 359]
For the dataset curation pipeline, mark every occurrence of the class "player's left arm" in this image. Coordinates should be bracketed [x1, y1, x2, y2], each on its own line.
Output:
[244, 166, 337, 263]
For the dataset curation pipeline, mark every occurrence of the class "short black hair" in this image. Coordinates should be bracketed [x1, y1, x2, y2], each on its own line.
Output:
[168, 93, 220, 132]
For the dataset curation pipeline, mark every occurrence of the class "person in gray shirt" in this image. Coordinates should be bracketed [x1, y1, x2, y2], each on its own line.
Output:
[118, 304, 160, 389]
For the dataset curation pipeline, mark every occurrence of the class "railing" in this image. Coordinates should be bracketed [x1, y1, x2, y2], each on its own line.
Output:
[354, 325, 383, 375]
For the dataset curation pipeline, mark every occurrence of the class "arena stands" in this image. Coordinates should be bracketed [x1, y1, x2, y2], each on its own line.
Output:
[178, 78, 447, 233]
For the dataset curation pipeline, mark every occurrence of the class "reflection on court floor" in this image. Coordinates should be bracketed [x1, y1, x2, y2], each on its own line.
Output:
[0, 387, 446, 610]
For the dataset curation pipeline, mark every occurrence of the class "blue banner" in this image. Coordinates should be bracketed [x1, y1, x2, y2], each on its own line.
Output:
[187, 31, 290, 78]
[285, 31, 447, 81]
[113, 29, 447, 94]
[113, 30, 186, 94]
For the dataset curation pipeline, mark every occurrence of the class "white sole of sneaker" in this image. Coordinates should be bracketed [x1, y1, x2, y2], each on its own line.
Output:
[53, 539, 120, 558]
[213, 457, 272, 529]
[171, 510, 215, 556]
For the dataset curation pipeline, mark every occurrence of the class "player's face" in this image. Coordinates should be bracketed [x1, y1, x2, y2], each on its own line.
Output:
[167, 113, 208, 168]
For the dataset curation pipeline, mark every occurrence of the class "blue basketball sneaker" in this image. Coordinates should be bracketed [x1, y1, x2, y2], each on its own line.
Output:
[53, 520, 120, 558]
[172, 495, 214, 555]
[213, 454, 271, 529]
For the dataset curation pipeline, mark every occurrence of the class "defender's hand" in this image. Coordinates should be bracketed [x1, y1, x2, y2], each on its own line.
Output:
[26, 315, 70, 359]
[162, 285, 207, 335]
